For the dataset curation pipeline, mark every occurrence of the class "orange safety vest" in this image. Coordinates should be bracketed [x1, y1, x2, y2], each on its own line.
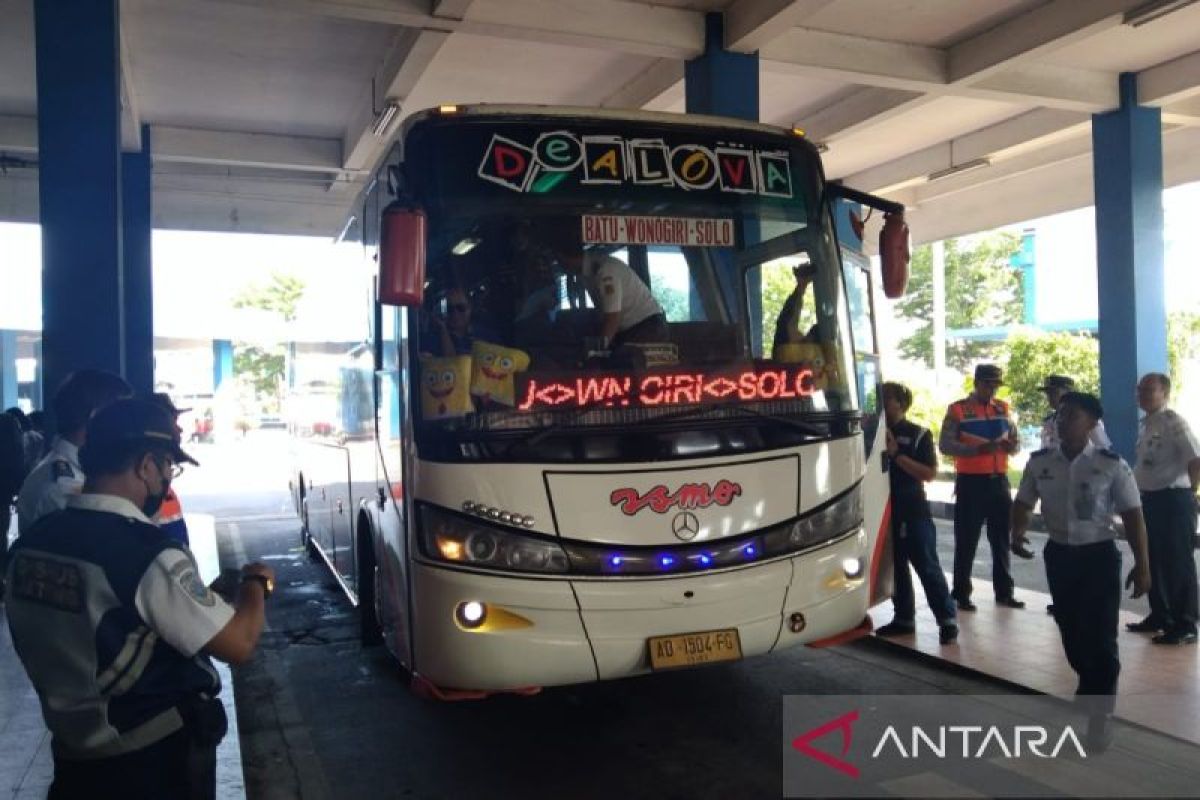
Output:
[947, 395, 1015, 476]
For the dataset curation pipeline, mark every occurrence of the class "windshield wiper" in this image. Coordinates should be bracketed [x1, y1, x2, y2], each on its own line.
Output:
[632, 401, 830, 436]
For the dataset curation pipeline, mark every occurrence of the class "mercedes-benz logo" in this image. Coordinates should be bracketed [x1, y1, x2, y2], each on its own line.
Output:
[671, 511, 699, 541]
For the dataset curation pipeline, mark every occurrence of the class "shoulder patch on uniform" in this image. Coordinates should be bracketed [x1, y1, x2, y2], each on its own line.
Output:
[1097, 448, 1120, 459]
[169, 558, 216, 607]
[51, 459, 75, 480]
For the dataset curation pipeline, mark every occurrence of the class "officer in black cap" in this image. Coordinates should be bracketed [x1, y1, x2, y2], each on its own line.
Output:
[1012, 392, 1150, 751]
[4, 398, 275, 799]
[1039, 375, 1111, 451]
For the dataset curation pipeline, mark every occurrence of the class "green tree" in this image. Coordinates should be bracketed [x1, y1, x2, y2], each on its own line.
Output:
[1002, 328, 1099, 423]
[896, 233, 1024, 371]
[1168, 311, 1200, 386]
[231, 272, 306, 407]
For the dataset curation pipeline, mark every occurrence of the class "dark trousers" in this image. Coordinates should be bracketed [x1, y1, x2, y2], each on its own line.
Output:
[952, 474, 1014, 601]
[1142, 488, 1199, 635]
[891, 513, 957, 625]
[50, 699, 225, 800]
[1044, 539, 1121, 714]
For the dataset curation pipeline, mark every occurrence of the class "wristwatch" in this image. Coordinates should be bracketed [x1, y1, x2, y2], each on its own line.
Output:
[241, 573, 274, 599]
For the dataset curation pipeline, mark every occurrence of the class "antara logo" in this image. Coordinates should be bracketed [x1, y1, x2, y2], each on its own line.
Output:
[609, 480, 742, 516]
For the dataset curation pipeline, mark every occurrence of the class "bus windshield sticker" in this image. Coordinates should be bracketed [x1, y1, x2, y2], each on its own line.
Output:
[478, 131, 793, 198]
[515, 366, 815, 413]
[582, 214, 735, 247]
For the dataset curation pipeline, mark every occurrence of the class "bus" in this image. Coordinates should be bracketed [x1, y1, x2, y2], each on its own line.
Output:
[290, 105, 907, 698]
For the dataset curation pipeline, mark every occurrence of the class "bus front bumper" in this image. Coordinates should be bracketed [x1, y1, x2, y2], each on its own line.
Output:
[410, 531, 870, 692]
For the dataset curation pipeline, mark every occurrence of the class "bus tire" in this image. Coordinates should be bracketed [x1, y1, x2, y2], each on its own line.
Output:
[357, 520, 384, 647]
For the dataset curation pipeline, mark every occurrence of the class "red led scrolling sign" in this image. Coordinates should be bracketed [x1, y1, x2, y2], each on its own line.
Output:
[515, 366, 816, 413]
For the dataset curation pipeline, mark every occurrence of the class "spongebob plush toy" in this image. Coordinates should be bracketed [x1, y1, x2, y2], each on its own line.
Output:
[470, 340, 531, 406]
[420, 355, 474, 419]
[772, 342, 831, 390]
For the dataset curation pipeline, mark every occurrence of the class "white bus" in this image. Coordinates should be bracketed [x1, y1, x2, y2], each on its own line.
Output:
[291, 105, 907, 698]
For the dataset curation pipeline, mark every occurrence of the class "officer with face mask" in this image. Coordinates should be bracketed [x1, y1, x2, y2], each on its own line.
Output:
[5, 398, 274, 799]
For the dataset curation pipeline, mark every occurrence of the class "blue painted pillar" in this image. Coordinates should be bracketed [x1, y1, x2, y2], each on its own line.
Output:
[1, 330, 18, 409]
[1092, 73, 1167, 459]
[34, 0, 125, 400]
[123, 125, 154, 395]
[685, 13, 759, 121]
[213, 339, 234, 392]
[685, 12, 760, 342]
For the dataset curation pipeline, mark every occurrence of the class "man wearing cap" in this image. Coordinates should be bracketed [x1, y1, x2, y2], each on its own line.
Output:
[4, 399, 275, 798]
[1012, 392, 1150, 751]
[149, 392, 192, 546]
[1128, 372, 1200, 645]
[1039, 375, 1111, 450]
[939, 363, 1024, 611]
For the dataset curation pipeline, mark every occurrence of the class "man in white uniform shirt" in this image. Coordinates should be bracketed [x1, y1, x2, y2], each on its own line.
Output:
[1012, 392, 1150, 752]
[1039, 375, 1111, 450]
[1127, 372, 1200, 645]
[579, 251, 668, 347]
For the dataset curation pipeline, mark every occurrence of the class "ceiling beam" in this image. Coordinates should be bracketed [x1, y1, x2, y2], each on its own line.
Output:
[1139, 49, 1200, 107]
[724, 0, 838, 53]
[761, 28, 945, 91]
[842, 108, 1090, 193]
[600, 58, 684, 109]
[797, 88, 928, 143]
[430, 0, 475, 20]
[151, 126, 347, 174]
[0, 116, 38, 155]
[946, 0, 1141, 83]
[342, 28, 450, 174]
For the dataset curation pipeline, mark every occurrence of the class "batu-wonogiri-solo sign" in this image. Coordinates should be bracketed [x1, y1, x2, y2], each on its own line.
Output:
[478, 131, 794, 197]
[514, 366, 816, 413]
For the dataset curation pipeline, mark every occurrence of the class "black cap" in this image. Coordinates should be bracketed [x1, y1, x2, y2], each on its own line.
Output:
[84, 398, 199, 466]
[149, 391, 192, 417]
[974, 364, 1003, 383]
[1059, 391, 1103, 420]
[1039, 375, 1075, 392]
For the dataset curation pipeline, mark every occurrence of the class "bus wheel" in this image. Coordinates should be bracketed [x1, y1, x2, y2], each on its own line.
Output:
[358, 534, 384, 647]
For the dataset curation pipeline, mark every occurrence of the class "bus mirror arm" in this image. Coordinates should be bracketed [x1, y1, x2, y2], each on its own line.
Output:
[825, 184, 909, 299]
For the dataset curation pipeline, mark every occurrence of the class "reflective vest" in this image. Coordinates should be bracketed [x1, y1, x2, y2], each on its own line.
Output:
[948, 396, 1014, 475]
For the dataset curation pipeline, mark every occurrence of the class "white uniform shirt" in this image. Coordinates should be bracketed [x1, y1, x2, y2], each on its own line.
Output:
[1016, 442, 1141, 546]
[69, 493, 236, 656]
[16, 437, 84, 535]
[582, 255, 663, 334]
[1133, 407, 1200, 491]
[1040, 412, 1111, 451]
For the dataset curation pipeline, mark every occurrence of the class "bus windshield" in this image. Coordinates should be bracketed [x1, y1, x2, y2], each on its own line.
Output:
[403, 115, 858, 438]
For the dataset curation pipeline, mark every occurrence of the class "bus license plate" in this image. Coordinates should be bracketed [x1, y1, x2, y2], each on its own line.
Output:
[647, 629, 742, 671]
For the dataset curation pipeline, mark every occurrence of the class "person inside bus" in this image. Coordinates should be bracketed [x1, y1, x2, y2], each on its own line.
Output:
[425, 287, 498, 358]
[545, 228, 667, 350]
[772, 259, 820, 350]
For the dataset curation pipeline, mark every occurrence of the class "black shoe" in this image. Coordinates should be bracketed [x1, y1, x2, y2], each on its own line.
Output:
[939, 623, 959, 644]
[1126, 618, 1163, 633]
[875, 621, 916, 637]
[1152, 630, 1198, 645]
[954, 597, 977, 612]
[1087, 714, 1115, 754]
[996, 597, 1026, 609]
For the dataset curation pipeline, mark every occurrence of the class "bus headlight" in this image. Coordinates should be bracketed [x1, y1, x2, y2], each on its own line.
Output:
[763, 485, 863, 555]
[420, 504, 569, 574]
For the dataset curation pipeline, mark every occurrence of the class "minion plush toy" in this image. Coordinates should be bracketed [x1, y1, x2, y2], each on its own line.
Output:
[470, 340, 531, 406]
[420, 355, 473, 419]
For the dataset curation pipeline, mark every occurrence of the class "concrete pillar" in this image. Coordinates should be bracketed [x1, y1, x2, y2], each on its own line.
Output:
[122, 125, 154, 395]
[34, 0, 125, 399]
[1092, 72, 1167, 459]
[932, 240, 946, 387]
[212, 339, 234, 392]
[684, 13, 759, 121]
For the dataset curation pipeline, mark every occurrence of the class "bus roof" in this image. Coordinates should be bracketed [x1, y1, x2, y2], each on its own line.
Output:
[400, 104, 816, 151]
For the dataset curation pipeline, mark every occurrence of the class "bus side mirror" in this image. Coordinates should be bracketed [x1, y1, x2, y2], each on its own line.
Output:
[879, 212, 910, 299]
[379, 204, 427, 307]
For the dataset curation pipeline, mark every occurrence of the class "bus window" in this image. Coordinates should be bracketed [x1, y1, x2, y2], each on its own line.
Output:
[647, 247, 707, 323]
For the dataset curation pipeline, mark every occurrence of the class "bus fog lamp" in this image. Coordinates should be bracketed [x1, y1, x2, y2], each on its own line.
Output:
[842, 557, 863, 579]
[456, 601, 487, 628]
